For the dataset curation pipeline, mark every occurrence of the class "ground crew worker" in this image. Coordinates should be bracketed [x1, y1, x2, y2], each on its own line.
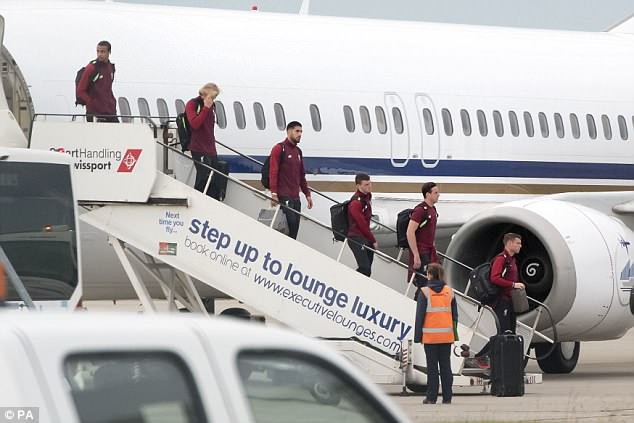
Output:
[0, 263, 6, 307]
[406, 182, 440, 299]
[347, 173, 377, 277]
[414, 263, 457, 404]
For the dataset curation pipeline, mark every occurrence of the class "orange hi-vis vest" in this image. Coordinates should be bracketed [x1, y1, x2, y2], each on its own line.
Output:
[0, 263, 6, 302]
[421, 285, 455, 344]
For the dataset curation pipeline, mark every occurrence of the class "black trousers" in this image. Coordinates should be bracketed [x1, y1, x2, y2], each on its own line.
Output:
[191, 152, 220, 200]
[476, 297, 517, 357]
[424, 343, 453, 403]
[279, 197, 301, 239]
[87, 114, 119, 123]
[494, 297, 517, 334]
[410, 252, 431, 300]
[348, 237, 374, 277]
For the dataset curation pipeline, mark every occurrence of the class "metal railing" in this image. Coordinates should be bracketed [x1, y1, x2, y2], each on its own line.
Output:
[152, 134, 504, 351]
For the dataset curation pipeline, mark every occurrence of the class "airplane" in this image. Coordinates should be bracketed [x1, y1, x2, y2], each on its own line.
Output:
[0, 0, 633, 375]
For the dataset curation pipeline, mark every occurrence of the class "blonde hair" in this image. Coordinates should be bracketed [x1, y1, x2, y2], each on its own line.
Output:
[199, 82, 220, 99]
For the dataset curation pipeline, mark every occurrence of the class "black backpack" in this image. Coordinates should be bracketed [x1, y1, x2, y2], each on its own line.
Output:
[176, 98, 203, 152]
[395, 203, 430, 248]
[468, 255, 510, 304]
[261, 143, 303, 189]
[330, 200, 352, 241]
[468, 262, 498, 304]
[75, 60, 115, 106]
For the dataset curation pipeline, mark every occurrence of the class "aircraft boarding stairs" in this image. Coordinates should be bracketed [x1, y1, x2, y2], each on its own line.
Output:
[29, 117, 551, 390]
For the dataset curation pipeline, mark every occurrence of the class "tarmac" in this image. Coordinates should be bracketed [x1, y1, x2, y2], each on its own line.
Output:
[387, 328, 634, 422]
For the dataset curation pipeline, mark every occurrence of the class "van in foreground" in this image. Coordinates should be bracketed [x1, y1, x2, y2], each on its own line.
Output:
[0, 312, 410, 423]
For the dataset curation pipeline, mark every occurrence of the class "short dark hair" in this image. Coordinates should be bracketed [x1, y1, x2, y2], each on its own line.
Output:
[421, 182, 437, 198]
[503, 233, 521, 244]
[97, 40, 112, 52]
[426, 262, 444, 281]
[355, 173, 370, 185]
[286, 121, 302, 131]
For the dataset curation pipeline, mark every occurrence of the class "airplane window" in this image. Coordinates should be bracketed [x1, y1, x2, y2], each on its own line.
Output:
[570, 113, 580, 139]
[618, 115, 628, 140]
[508, 111, 519, 137]
[274, 103, 286, 130]
[391, 107, 404, 134]
[234, 101, 246, 130]
[175, 99, 185, 115]
[157, 98, 169, 125]
[554, 113, 564, 138]
[492, 110, 504, 137]
[538, 112, 549, 138]
[460, 109, 471, 136]
[601, 115, 612, 140]
[138, 97, 151, 117]
[441, 108, 453, 136]
[477, 110, 488, 137]
[254, 102, 266, 130]
[375, 106, 387, 134]
[423, 108, 435, 135]
[311, 104, 323, 132]
[118, 97, 132, 123]
[344, 105, 355, 133]
[215, 100, 227, 129]
[523, 112, 534, 137]
[359, 106, 371, 133]
[586, 114, 597, 139]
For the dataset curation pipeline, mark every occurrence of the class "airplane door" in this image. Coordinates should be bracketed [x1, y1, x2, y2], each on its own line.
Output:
[384, 93, 410, 167]
[415, 94, 440, 168]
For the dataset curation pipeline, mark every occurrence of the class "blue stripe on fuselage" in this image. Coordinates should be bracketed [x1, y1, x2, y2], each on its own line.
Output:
[219, 155, 633, 180]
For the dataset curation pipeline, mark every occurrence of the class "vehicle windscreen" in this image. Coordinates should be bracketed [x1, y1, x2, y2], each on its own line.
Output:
[0, 161, 78, 301]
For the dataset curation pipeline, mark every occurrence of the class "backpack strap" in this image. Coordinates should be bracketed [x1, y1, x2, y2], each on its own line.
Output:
[278, 142, 286, 164]
[87, 60, 101, 84]
[411, 202, 430, 230]
[491, 253, 511, 278]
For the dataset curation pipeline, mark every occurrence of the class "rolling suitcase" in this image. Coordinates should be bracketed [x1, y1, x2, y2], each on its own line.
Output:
[490, 333, 525, 397]
[211, 160, 229, 201]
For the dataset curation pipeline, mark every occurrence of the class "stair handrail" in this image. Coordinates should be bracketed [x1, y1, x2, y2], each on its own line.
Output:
[154, 136, 503, 332]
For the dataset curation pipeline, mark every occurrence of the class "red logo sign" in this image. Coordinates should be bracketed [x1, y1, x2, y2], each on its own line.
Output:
[117, 149, 142, 173]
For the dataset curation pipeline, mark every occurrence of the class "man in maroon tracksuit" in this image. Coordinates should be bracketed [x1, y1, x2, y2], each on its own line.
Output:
[347, 173, 377, 277]
[186, 83, 220, 200]
[471, 232, 527, 365]
[76, 41, 117, 122]
[406, 182, 440, 299]
[490, 232, 526, 333]
[269, 121, 313, 239]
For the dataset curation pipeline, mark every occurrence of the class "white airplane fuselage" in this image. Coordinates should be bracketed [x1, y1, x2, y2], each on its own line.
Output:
[3, 1, 633, 195]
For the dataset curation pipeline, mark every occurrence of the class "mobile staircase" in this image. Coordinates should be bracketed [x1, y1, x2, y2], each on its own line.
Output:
[29, 115, 552, 391]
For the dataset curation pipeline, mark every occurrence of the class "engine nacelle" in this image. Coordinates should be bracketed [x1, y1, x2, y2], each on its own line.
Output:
[445, 199, 634, 341]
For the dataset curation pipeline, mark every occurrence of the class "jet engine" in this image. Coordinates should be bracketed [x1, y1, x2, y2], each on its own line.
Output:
[445, 198, 634, 342]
